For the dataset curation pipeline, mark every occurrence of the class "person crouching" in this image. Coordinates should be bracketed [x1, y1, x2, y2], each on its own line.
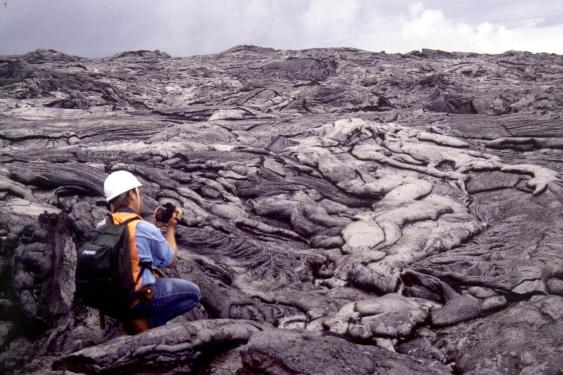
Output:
[103, 170, 201, 333]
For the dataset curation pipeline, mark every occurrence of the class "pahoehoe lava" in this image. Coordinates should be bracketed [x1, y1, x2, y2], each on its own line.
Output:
[0, 46, 562, 374]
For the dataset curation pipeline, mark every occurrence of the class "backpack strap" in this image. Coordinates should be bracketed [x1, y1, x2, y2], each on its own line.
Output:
[98, 310, 106, 329]
[109, 212, 141, 224]
[111, 213, 159, 294]
[110, 213, 145, 292]
[121, 216, 141, 226]
[135, 261, 151, 285]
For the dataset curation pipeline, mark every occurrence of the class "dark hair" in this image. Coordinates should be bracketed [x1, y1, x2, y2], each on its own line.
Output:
[108, 189, 132, 212]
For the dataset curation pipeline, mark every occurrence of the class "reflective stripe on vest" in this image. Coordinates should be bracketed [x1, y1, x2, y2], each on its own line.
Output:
[110, 212, 143, 292]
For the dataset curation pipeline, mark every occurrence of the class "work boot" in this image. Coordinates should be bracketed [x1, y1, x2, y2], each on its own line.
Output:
[123, 317, 150, 335]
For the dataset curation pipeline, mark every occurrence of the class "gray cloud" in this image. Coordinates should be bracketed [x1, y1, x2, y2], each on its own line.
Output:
[0, 0, 562, 57]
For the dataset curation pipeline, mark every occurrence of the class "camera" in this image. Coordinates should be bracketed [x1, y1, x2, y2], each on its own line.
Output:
[155, 203, 176, 224]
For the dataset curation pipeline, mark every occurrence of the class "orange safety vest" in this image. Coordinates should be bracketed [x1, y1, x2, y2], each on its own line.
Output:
[110, 212, 144, 292]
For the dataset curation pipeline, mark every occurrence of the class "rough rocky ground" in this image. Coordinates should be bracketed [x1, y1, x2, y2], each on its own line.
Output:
[0, 46, 562, 374]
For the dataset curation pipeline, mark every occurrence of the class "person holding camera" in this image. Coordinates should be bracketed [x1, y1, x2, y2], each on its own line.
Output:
[103, 170, 201, 333]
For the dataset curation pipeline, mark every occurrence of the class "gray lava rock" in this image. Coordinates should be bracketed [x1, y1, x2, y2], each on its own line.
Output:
[0, 320, 13, 347]
[0, 299, 15, 319]
[1, 46, 562, 374]
[54, 319, 266, 374]
[481, 295, 507, 312]
[546, 278, 563, 296]
[456, 296, 563, 374]
[431, 294, 482, 327]
[238, 329, 451, 374]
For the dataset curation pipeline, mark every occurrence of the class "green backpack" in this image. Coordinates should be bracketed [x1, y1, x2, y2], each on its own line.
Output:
[75, 216, 141, 318]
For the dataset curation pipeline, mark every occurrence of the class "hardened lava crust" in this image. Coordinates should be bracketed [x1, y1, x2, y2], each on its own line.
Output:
[0, 46, 562, 374]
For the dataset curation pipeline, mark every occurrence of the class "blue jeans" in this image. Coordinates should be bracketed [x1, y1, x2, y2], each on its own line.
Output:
[132, 278, 201, 328]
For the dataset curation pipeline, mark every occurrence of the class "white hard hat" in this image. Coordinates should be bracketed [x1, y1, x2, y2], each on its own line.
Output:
[103, 170, 143, 201]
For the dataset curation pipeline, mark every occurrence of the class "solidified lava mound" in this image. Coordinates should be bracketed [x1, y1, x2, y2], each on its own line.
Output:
[0, 46, 562, 374]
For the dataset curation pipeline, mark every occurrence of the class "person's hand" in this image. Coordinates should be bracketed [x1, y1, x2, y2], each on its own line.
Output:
[166, 207, 183, 228]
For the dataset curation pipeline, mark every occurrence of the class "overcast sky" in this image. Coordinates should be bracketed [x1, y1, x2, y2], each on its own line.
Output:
[1, 0, 562, 57]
